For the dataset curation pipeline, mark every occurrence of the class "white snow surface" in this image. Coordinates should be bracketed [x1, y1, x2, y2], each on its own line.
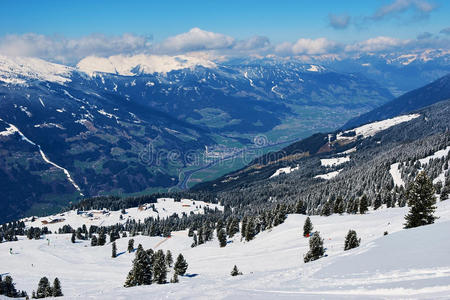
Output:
[270, 165, 299, 178]
[314, 169, 342, 180]
[418, 146, 450, 166]
[337, 114, 421, 141]
[320, 156, 350, 167]
[3, 200, 450, 299]
[77, 54, 216, 76]
[389, 163, 405, 187]
[0, 55, 72, 85]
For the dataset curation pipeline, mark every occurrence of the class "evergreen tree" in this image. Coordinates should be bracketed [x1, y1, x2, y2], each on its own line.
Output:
[174, 253, 188, 276]
[188, 227, 194, 237]
[124, 244, 152, 287]
[404, 171, 437, 228]
[228, 218, 239, 237]
[71, 233, 76, 243]
[295, 200, 306, 214]
[91, 235, 98, 246]
[321, 201, 332, 216]
[52, 278, 63, 297]
[112, 241, 117, 258]
[304, 232, 324, 263]
[128, 239, 134, 253]
[170, 272, 179, 283]
[166, 250, 173, 267]
[36, 277, 52, 298]
[197, 227, 204, 245]
[374, 194, 382, 210]
[98, 230, 106, 246]
[333, 197, 345, 214]
[152, 250, 167, 284]
[344, 230, 360, 251]
[218, 228, 227, 247]
[359, 195, 369, 214]
[244, 217, 256, 241]
[230, 265, 242, 276]
[303, 217, 313, 237]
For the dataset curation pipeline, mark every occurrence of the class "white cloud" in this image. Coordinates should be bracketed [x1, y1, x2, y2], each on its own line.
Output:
[0, 33, 152, 65]
[158, 28, 235, 53]
[276, 38, 338, 55]
[372, 0, 436, 20]
[345, 36, 410, 52]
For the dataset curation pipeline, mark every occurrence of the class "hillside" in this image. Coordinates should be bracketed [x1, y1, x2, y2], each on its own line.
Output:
[343, 73, 450, 129]
[1, 199, 449, 299]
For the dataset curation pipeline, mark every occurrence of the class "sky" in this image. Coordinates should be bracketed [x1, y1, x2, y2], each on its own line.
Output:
[0, 0, 449, 64]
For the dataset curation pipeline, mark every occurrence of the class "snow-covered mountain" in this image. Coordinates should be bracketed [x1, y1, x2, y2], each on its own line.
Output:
[0, 54, 394, 222]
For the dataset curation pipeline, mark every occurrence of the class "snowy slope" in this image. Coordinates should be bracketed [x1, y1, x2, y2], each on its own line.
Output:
[23, 198, 223, 231]
[3, 200, 450, 299]
[0, 55, 72, 85]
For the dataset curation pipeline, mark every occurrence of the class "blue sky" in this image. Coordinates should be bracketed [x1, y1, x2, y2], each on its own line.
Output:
[0, 0, 449, 63]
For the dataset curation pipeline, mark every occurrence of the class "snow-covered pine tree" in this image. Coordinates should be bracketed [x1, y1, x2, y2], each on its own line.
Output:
[359, 195, 368, 214]
[374, 194, 382, 210]
[36, 277, 52, 298]
[124, 244, 152, 287]
[152, 250, 167, 284]
[174, 253, 188, 276]
[303, 217, 313, 237]
[71, 233, 76, 243]
[191, 233, 198, 248]
[304, 231, 325, 263]
[98, 230, 106, 246]
[52, 277, 63, 297]
[344, 229, 360, 251]
[404, 171, 437, 228]
[170, 272, 179, 283]
[218, 228, 227, 247]
[244, 217, 256, 241]
[166, 250, 173, 267]
[228, 218, 239, 237]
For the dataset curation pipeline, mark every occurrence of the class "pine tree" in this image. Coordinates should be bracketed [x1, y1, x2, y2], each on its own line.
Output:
[152, 250, 167, 284]
[36, 277, 52, 298]
[404, 171, 437, 228]
[71, 233, 76, 243]
[295, 200, 306, 214]
[124, 244, 152, 287]
[333, 197, 344, 214]
[52, 278, 63, 297]
[170, 272, 179, 283]
[228, 218, 239, 237]
[218, 228, 227, 247]
[344, 230, 360, 251]
[98, 230, 106, 246]
[128, 239, 134, 253]
[91, 235, 98, 246]
[304, 232, 324, 263]
[191, 233, 198, 248]
[197, 227, 204, 245]
[230, 265, 242, 276]
[303, 217, 313, 237]
[244, 217, 256, 241]
[359, 195, 369, 214]
[188, 227, 194, 237]
[374, 194, 382, 210]
[174, 253, 188, 276]
[166, 250, 173, 267]
[321, 201, 332, 216]
[112, 241, 117, 258]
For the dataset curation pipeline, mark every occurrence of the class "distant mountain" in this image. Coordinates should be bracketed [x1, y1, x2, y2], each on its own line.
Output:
[343, 73, 450, 129]
[0, 55, 393, 222]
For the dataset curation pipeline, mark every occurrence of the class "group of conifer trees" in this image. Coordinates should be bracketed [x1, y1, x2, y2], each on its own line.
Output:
[124, 244, 188, 287]
[31, 277, 63, 298]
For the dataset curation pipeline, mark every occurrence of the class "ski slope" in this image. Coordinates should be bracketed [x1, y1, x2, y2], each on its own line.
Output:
[2, 200, 450, 299]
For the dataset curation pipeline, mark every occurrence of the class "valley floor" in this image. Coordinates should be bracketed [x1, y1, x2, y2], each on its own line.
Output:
[2, 201, 450, 299]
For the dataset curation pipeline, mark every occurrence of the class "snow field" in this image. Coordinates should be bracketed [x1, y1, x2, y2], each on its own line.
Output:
[2, 200, 450, 299]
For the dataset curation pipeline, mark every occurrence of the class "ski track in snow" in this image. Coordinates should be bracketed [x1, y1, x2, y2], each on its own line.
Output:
[0, 118, 83, 195]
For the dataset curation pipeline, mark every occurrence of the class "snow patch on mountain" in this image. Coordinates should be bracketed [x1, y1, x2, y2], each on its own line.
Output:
[390, 163, 405, 187]
[0, 55, 72, 85]
[315, 169, 342, 180]
[337, 114, 421, 141]
[77, 54, 216, 76]
[321, 156, 350, 167]
[270, 165, 299, 178]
